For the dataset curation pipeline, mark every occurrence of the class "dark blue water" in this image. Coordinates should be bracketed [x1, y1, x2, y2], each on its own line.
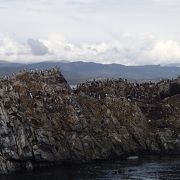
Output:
[0, 156, 180, 180]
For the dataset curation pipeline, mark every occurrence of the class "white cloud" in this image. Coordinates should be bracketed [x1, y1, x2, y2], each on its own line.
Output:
[0, 35, 29, 56]
[0, 32, 180, 65]
[143, 40, 180, 63]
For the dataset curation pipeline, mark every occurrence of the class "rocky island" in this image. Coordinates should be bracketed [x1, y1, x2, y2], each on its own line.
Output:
[0, 68, 180, 174]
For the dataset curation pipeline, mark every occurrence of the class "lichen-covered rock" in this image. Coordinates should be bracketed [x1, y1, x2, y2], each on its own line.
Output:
[0, 69, 180, 174]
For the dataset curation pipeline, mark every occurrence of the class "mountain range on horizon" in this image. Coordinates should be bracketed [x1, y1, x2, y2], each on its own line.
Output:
[0, 60, 180, 84]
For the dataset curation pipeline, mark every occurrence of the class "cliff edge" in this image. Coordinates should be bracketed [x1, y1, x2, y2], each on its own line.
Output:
[0, 69, 180, 174]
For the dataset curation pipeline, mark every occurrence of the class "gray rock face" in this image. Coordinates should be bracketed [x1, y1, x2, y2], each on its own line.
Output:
[0, 69, 180, 174]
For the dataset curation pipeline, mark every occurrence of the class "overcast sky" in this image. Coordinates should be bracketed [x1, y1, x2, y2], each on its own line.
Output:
[0, 0, 180, 65]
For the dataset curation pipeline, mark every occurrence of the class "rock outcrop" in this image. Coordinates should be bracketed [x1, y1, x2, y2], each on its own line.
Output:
[0, 69, 180, 174]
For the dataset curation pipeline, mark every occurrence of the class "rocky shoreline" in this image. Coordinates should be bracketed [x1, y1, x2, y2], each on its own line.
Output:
[0, 68, 180, 174]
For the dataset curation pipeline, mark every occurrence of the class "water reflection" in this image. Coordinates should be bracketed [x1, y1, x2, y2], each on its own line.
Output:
[1, 156, 180, 180]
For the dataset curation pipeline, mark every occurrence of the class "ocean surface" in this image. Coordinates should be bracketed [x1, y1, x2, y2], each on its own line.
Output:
[0, 156, 180, 180]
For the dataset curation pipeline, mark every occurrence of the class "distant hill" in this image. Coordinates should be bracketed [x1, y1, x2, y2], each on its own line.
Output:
[0, 60, 24, 67]
[165, 63, 180, 67]
[0, 61, 180, 84]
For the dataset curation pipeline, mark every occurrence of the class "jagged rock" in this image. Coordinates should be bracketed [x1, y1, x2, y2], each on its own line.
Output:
[0, 68, 180, 174]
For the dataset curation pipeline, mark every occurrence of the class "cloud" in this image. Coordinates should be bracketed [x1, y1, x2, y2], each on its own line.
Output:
[0, 35, 29, 56]
[28, 39, 49, 56]
[143, 40, 180, 62]
[0, 32, 180, 65]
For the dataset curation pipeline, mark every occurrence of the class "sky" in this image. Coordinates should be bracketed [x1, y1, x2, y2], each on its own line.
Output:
[0, 0, 180, 65]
